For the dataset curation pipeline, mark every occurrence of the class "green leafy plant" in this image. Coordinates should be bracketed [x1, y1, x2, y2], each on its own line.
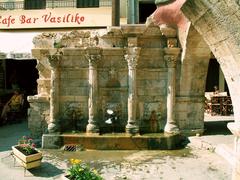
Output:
[67, 159, 103, 180]
[17, 136, 37, 155]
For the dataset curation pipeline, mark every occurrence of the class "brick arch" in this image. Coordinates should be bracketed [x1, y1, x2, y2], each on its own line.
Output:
[181, 0, 240, 120]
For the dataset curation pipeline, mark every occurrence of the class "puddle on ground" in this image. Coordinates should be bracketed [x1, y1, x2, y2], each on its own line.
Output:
[41, 146, 193, 172]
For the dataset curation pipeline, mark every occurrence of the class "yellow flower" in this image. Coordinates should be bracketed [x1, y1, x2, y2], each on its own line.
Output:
[74, 159, 81, 164]
[70, 158, 82, 165]
[70, 158, 75, 164]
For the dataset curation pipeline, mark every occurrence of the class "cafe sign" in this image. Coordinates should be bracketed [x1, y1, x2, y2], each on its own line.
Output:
[0, 7, 111, 29]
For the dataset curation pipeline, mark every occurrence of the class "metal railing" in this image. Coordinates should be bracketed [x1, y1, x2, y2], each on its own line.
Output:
[0, 0, 111, 10]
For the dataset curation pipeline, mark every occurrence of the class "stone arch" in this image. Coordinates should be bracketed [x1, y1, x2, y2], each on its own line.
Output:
[176, 24, 211, 133]
[181, 0, 240, 121]
[179, 24, 211, 97]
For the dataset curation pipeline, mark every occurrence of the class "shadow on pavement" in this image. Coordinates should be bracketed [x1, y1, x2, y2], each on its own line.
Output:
[27, 162, 64, 178]
[204, 120, 234, 135]
[0, 120, 30, 152]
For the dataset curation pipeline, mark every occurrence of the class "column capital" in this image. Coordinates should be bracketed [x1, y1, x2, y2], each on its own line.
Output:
[85, 47, 102, 67]
[125, 47, 141, 69]
[85, 54, 102, 67]
[48, 50, 63, 69]
[164, 55, 177, 68]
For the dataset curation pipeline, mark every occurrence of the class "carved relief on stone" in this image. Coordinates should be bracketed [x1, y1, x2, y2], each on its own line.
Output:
[33, 32, 56, 48]
[54, 30, 99, 48]
[85, 48, 102, 67]
[124, 54, 138, 69]
[63, 102, 85, 130]
[36, 63, 47, 78]
[167, 38, 178, 48]
[124, 47, 141, 69]
[86, 54, 101, 67]
[142, 103, 162, 132]
[48, 50, 63, 68]
[106, 67, 121, 88]
[164, 55, 177, 68]
[37, 79, 50, 96]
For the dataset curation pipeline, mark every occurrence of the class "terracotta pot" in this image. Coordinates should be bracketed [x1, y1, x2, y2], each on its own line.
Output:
[12, 145, 42, 169]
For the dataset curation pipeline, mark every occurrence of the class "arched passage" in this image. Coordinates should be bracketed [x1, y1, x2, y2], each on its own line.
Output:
[181, 0, 240, 121]
[177, 24, 211, 133]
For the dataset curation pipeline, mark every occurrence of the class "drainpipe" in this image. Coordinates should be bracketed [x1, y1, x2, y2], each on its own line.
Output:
[112, 0, 120, 26]
[127, 0, 138, 24]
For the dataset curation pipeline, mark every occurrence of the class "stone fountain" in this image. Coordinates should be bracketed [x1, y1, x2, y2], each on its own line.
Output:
[28, 24, 185, 150]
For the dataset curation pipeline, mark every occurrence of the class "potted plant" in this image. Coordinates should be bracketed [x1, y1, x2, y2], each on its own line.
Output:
[63, 159, 103, 180]
[12, 136, 42, 170]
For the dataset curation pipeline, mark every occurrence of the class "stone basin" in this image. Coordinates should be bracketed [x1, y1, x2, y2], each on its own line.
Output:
[42, 133, 185, 150]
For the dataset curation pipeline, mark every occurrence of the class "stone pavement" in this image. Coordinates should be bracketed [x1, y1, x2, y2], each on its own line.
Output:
[0, 120, 234, 180]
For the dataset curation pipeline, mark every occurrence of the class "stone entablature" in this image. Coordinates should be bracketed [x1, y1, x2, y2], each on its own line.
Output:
[29, 24, 202, 138]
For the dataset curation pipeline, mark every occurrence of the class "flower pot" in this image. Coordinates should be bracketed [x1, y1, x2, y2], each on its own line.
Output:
[12, 145, 42, 170]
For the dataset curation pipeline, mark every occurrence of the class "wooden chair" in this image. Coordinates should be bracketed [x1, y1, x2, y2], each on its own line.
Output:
[222, 96, 233, 116]
[210, 96, 222, 116]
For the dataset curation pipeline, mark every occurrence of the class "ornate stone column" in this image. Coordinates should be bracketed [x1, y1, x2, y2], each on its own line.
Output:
[85, 48, 102, 133]
[164, 51, 180, 134]
[125, 47, 140, 134]
[47, 50, 62, 133]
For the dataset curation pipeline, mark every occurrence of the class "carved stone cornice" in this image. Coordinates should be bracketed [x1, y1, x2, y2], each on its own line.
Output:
[164, 55, 177, 68]
[125, 47, 141, 69]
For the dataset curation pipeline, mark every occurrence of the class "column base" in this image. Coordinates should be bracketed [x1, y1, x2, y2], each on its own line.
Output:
[48, 123, 58, 133]
[86, 123, 99, 134]
[126, 123, 139, 135]
[164, 123, 180, 134]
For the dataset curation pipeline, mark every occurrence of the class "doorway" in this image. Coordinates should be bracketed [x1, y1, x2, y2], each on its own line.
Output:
[139, 2, 156, 23]
[5, 59, 38, 96]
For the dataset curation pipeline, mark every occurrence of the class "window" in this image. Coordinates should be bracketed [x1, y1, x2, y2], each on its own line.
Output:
[5, 1, 15, 10]
[77, 0, 99, 8]
[24, 0, 46, 10]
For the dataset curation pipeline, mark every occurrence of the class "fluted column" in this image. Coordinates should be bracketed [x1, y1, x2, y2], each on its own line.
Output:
[164, 54, 179, 134]
[47, 50, 62, 133]
[85, 48, 102, 134]
[125, 47, 140, 134]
